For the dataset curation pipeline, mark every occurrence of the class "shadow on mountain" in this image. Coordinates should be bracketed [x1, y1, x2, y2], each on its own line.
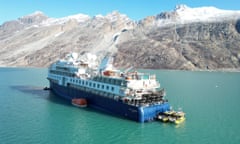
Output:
[236, 19, 240, 34]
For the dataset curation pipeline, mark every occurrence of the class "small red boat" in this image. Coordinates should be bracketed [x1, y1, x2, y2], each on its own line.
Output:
[72, 98, 87, 108]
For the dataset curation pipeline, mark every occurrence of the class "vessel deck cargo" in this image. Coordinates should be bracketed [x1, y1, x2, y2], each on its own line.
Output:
[47, 53, 174, 122]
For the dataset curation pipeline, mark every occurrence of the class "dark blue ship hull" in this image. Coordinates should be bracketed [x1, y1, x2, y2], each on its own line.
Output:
[49, 81, 170, 122]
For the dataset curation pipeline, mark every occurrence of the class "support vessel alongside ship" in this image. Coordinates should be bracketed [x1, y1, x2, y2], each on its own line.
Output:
[47, 53, 185, 123]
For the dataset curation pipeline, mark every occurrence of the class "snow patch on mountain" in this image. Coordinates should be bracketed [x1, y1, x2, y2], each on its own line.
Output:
[66, 14, 91, 22]
[41, 13, 90, 26]
[105, 11, 130, 22]
[156, 5, 240, 26]
[94, 14, 104, 19]
[175, 4, 240, 22]
[54, 31, 64, 37]
[26, 11, 45, 17]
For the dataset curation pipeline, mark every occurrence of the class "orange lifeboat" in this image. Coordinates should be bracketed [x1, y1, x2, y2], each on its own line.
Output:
[103, 70, 110, 76]
[72, 98, 87, 108]
[103, 70, 114, 76]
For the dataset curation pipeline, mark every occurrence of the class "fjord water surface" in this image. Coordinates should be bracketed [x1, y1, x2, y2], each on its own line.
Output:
[0, 68, 239, 144]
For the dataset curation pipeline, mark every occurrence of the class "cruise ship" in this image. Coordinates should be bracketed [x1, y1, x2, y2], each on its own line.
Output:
[47, 53, 171, 122]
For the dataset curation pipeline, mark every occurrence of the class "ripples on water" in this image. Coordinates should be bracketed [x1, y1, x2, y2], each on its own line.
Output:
[0, 68, 240, 144]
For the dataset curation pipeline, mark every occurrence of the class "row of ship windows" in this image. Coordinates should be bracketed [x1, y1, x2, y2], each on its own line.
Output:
[70, 79, 115, 91]
[51, 75, 61, 80]
[50, 70, 74, 77]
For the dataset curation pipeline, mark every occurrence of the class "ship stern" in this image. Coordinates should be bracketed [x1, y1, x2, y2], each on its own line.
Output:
[138, 103, 170, 122]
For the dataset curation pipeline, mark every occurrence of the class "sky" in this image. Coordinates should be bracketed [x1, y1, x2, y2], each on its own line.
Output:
[0, 0, 239, 24]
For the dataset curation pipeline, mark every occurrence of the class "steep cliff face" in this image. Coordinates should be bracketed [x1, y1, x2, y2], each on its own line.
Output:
[0, 12, 48, 39]
[114, 5, 240, 70]
[114, 20, 240, 70]
[0, 11, 134, 67]
[0, 6, 240, 70]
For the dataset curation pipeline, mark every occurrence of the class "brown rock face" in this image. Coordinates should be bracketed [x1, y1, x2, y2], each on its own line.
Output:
[114, 20, 240, 70]
[0, 8, 240, 71]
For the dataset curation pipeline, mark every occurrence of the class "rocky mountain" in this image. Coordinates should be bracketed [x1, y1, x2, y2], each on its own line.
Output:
[0, 5, 240, 70]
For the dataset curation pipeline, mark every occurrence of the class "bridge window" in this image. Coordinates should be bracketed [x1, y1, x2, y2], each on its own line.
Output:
[111, 87, 114, 91]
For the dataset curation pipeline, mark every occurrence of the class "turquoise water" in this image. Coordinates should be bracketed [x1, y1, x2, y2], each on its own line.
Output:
[0, 68, 240, 144]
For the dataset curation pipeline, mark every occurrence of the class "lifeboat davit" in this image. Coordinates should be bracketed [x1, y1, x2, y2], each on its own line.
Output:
[72, 98, 87, 108]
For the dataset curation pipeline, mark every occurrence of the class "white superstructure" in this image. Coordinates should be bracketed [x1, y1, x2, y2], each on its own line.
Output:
[48, 53, 165, 105]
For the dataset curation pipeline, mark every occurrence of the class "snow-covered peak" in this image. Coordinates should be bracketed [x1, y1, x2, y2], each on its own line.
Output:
[155, 5, 240, 27]
[175, 4, 189, 12]
[23, 11, 46, 18]
[31, 11, 45, 16]
[105, 11, 130, 22]
[94, 14, 104, 19]
[174, 4, 240, 22]
[66, 14, 90, 22]
[41, 13, 90, 26]
[18, 11, 48, 25]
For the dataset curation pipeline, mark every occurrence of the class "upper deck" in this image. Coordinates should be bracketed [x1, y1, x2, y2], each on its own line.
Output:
[48, 52, 166, 106]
